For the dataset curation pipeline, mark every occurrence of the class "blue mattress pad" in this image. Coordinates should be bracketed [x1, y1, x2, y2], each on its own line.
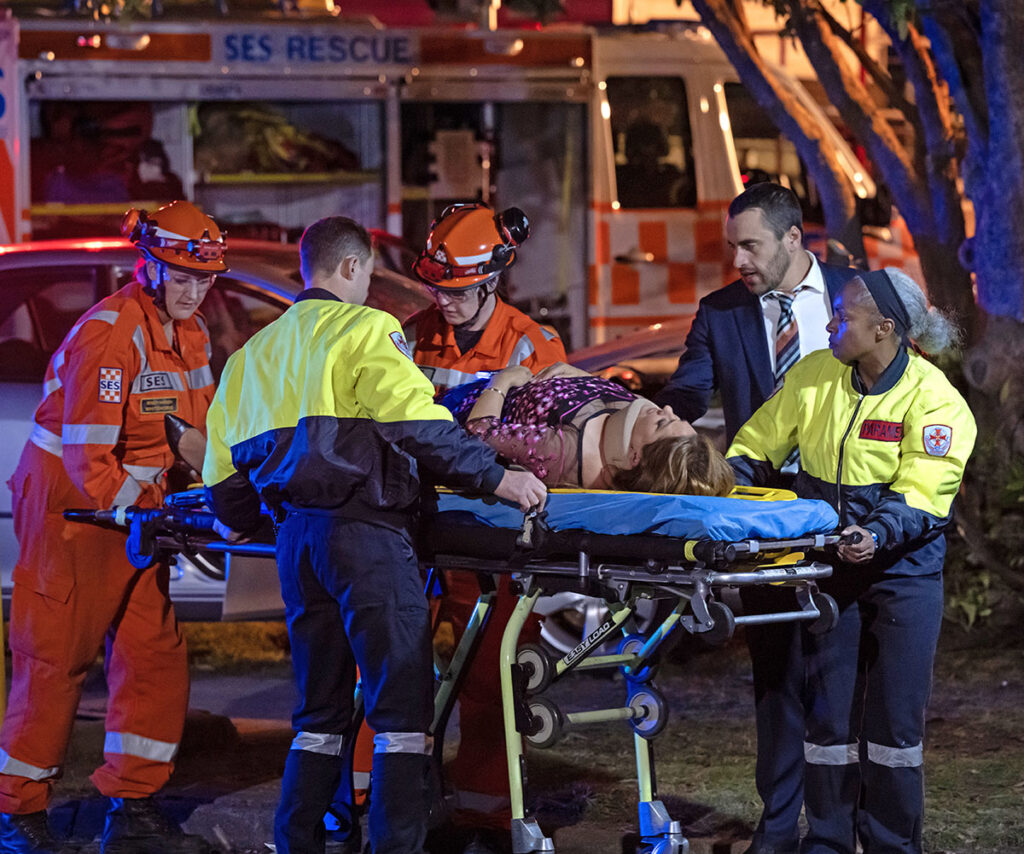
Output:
[433, 489, 839, 543]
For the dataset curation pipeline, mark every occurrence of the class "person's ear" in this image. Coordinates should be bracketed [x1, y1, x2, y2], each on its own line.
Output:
[340, 255, 358, 281]
[628, 445, 642, 468]
[145, 260, 162, 284]
[785, 225, 802, 250]
[877, 317, 895, 341]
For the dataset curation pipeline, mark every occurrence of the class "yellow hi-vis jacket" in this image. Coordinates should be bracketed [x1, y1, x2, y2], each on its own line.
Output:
[202, 289, 505, 534]
[727, 348, 975, 576]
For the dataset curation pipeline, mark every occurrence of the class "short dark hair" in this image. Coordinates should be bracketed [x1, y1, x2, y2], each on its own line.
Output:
[299, 216, 373, 283]
[728, 182, 803, 239]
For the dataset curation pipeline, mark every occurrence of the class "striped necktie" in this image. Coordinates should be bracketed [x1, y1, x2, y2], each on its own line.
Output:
[769, 289, 803, 471]
[770, 291, 801, 390]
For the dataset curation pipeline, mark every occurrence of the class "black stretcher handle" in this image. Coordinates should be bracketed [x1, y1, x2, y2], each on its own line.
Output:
[838, 531, 863, 545]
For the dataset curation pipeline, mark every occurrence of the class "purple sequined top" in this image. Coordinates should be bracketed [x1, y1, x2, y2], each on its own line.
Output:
[462, 376, 637, 486]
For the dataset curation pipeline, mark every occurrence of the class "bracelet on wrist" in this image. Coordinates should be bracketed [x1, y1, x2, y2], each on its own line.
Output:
[485, 386, 507, 398]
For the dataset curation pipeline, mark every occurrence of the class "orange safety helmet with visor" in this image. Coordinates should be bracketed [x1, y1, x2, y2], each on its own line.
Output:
[121, 200, 229, 275]
[413, 203, 529, 292]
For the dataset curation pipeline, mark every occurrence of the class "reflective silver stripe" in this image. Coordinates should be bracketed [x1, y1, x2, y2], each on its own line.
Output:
[112, 477, 143, 506]
[29, 424, 63, 458]
[506, 334, 535, 367]
[452, 788, 511, 813]
[0, 748, 60, 781]
[62, 423, 121, 446]
[104, 731, 178, 763]
[185, 365, 214, 389]
[131, 371, 186, 394]
[291, 732, 344, 756]
[353, 771, 371, 790]
[90, 310, 120, 326]
[43, 375, 62, 399]
[373, 732, 433, 755]
[194, 315, 213, 359]
[132, 326, 149, 374]
[419, 365, 486, 390]
[539, 326, 559, 342]
[804, 741, 859, 765]
[867, 740, 923, 768]
[124, 463, 166, 484]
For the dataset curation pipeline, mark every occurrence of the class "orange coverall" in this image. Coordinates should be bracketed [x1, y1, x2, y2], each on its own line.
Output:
[0, 280, 214, 814]
[351, 297, 566, 829]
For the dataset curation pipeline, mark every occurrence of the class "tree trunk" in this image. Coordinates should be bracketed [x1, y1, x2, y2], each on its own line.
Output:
[689, 0, 864, 258]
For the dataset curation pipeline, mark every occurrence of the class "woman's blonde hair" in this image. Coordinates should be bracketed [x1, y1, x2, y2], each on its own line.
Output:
[610, 433, 735, 496]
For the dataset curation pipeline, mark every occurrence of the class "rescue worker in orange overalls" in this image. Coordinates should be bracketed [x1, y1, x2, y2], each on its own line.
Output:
[343, 203, 566, 854]
[0, 202, 225, 854]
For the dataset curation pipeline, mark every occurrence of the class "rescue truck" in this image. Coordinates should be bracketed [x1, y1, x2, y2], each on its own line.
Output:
[0, 10, 917, 348]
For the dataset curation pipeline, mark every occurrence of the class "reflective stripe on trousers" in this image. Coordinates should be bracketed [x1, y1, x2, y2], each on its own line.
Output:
[290, 732, 344, 756]
[0, 750, 60, 782]
[372, 731, 433, 755]
[104, 732, 179, 763]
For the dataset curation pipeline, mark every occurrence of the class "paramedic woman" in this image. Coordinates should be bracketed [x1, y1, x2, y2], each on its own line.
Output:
[727, 268, 976, 854]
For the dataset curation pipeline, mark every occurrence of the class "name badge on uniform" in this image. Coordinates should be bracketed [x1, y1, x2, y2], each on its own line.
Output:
[859, 420, 903, 442]
[99, 367, 122, 403]
[923, 424, 952, 457]
[141, 397, 179, 414]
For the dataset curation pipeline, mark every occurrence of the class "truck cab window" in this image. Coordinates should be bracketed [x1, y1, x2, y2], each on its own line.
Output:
[606, 77, 697, 210]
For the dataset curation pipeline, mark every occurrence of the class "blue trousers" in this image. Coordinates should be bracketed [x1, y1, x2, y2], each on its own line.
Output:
[743, 587, 808, 852]
[801, 571, 942, 854]
[272, 512, 434, 854]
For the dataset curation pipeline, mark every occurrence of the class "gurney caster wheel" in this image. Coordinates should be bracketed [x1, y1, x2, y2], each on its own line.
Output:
[809, 592, 839, 634]
[517, 643, 554, 694]
[629, 686, 668, 740]
[618, 635, 658, 682]
[699, 600, 735, 646]
[525, 697, 564, 749]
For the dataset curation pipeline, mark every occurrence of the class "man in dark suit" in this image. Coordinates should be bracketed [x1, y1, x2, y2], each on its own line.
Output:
[657, 182, 857, 854]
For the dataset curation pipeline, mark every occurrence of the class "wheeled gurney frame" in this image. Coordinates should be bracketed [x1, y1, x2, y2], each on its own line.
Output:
[65, 498, 841, 854]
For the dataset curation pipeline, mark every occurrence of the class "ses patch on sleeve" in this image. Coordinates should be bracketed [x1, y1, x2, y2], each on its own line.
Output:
[98, 367, 123, 403]
[390, 331, 413, 360]
[923, 424, 952, 457]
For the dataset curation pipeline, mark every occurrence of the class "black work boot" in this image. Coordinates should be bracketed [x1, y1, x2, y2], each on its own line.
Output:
[0, 811, 78, 853]
[100, 798, 212, 854]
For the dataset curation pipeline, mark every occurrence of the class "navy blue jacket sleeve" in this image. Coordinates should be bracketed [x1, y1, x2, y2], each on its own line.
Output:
[654, 300, 714, 423]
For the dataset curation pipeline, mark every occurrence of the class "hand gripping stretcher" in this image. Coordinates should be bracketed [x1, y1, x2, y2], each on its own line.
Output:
[67, 485, 846, 854]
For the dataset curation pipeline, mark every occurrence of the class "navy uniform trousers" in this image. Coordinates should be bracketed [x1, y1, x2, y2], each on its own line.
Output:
[273, 510, 434, 854]
[802, 570, 943, 854]
[742, 587, 809, 853]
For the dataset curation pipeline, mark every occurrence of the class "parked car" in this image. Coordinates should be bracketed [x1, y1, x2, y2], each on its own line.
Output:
[0, 235, 431, 619]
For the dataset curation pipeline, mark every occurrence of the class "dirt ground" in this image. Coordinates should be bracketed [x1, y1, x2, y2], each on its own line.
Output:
[181, 618, 1024, 854]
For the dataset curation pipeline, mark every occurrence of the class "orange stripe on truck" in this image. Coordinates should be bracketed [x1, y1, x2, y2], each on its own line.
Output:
[694, 218, 724, 264]
[667, 262, 696, 304]
[637, 221, 667, 262]
[0, 143, 16, 243]
[19, 30, 212, 61]
[610, 264, 639, 305]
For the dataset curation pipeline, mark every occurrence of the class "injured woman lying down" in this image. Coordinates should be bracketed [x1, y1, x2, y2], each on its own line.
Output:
[445, 362, 734, 496]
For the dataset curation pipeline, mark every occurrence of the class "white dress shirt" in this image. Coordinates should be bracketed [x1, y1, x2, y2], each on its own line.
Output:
[759, 251, 833, 374]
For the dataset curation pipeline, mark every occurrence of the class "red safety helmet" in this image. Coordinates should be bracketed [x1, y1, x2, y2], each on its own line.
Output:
[413, 203, 529, 290]
[122, 200, 228, 274]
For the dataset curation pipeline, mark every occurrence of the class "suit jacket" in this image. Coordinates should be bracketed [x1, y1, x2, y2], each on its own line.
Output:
[655, 262, 859, 444]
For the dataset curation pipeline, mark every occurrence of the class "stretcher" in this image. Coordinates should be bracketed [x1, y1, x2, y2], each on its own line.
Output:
[66, 486, 845, 854]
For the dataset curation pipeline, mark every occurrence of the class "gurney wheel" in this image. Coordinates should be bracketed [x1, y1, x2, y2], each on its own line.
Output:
[809, 592, 839, 634]
[628, 687, 668, 740]
[618, 635, 657, 682]
[699, 600, 735, 646]
[525, 697, 564, 749]
[517, 643, 554, 694]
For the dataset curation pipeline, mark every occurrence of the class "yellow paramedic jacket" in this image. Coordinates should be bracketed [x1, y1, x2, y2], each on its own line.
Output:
[202, 289, 505, 534]
[727, 348, 975, 575]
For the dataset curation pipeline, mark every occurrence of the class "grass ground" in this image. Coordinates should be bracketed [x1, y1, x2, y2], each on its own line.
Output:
[181, 619, 1024, 853]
